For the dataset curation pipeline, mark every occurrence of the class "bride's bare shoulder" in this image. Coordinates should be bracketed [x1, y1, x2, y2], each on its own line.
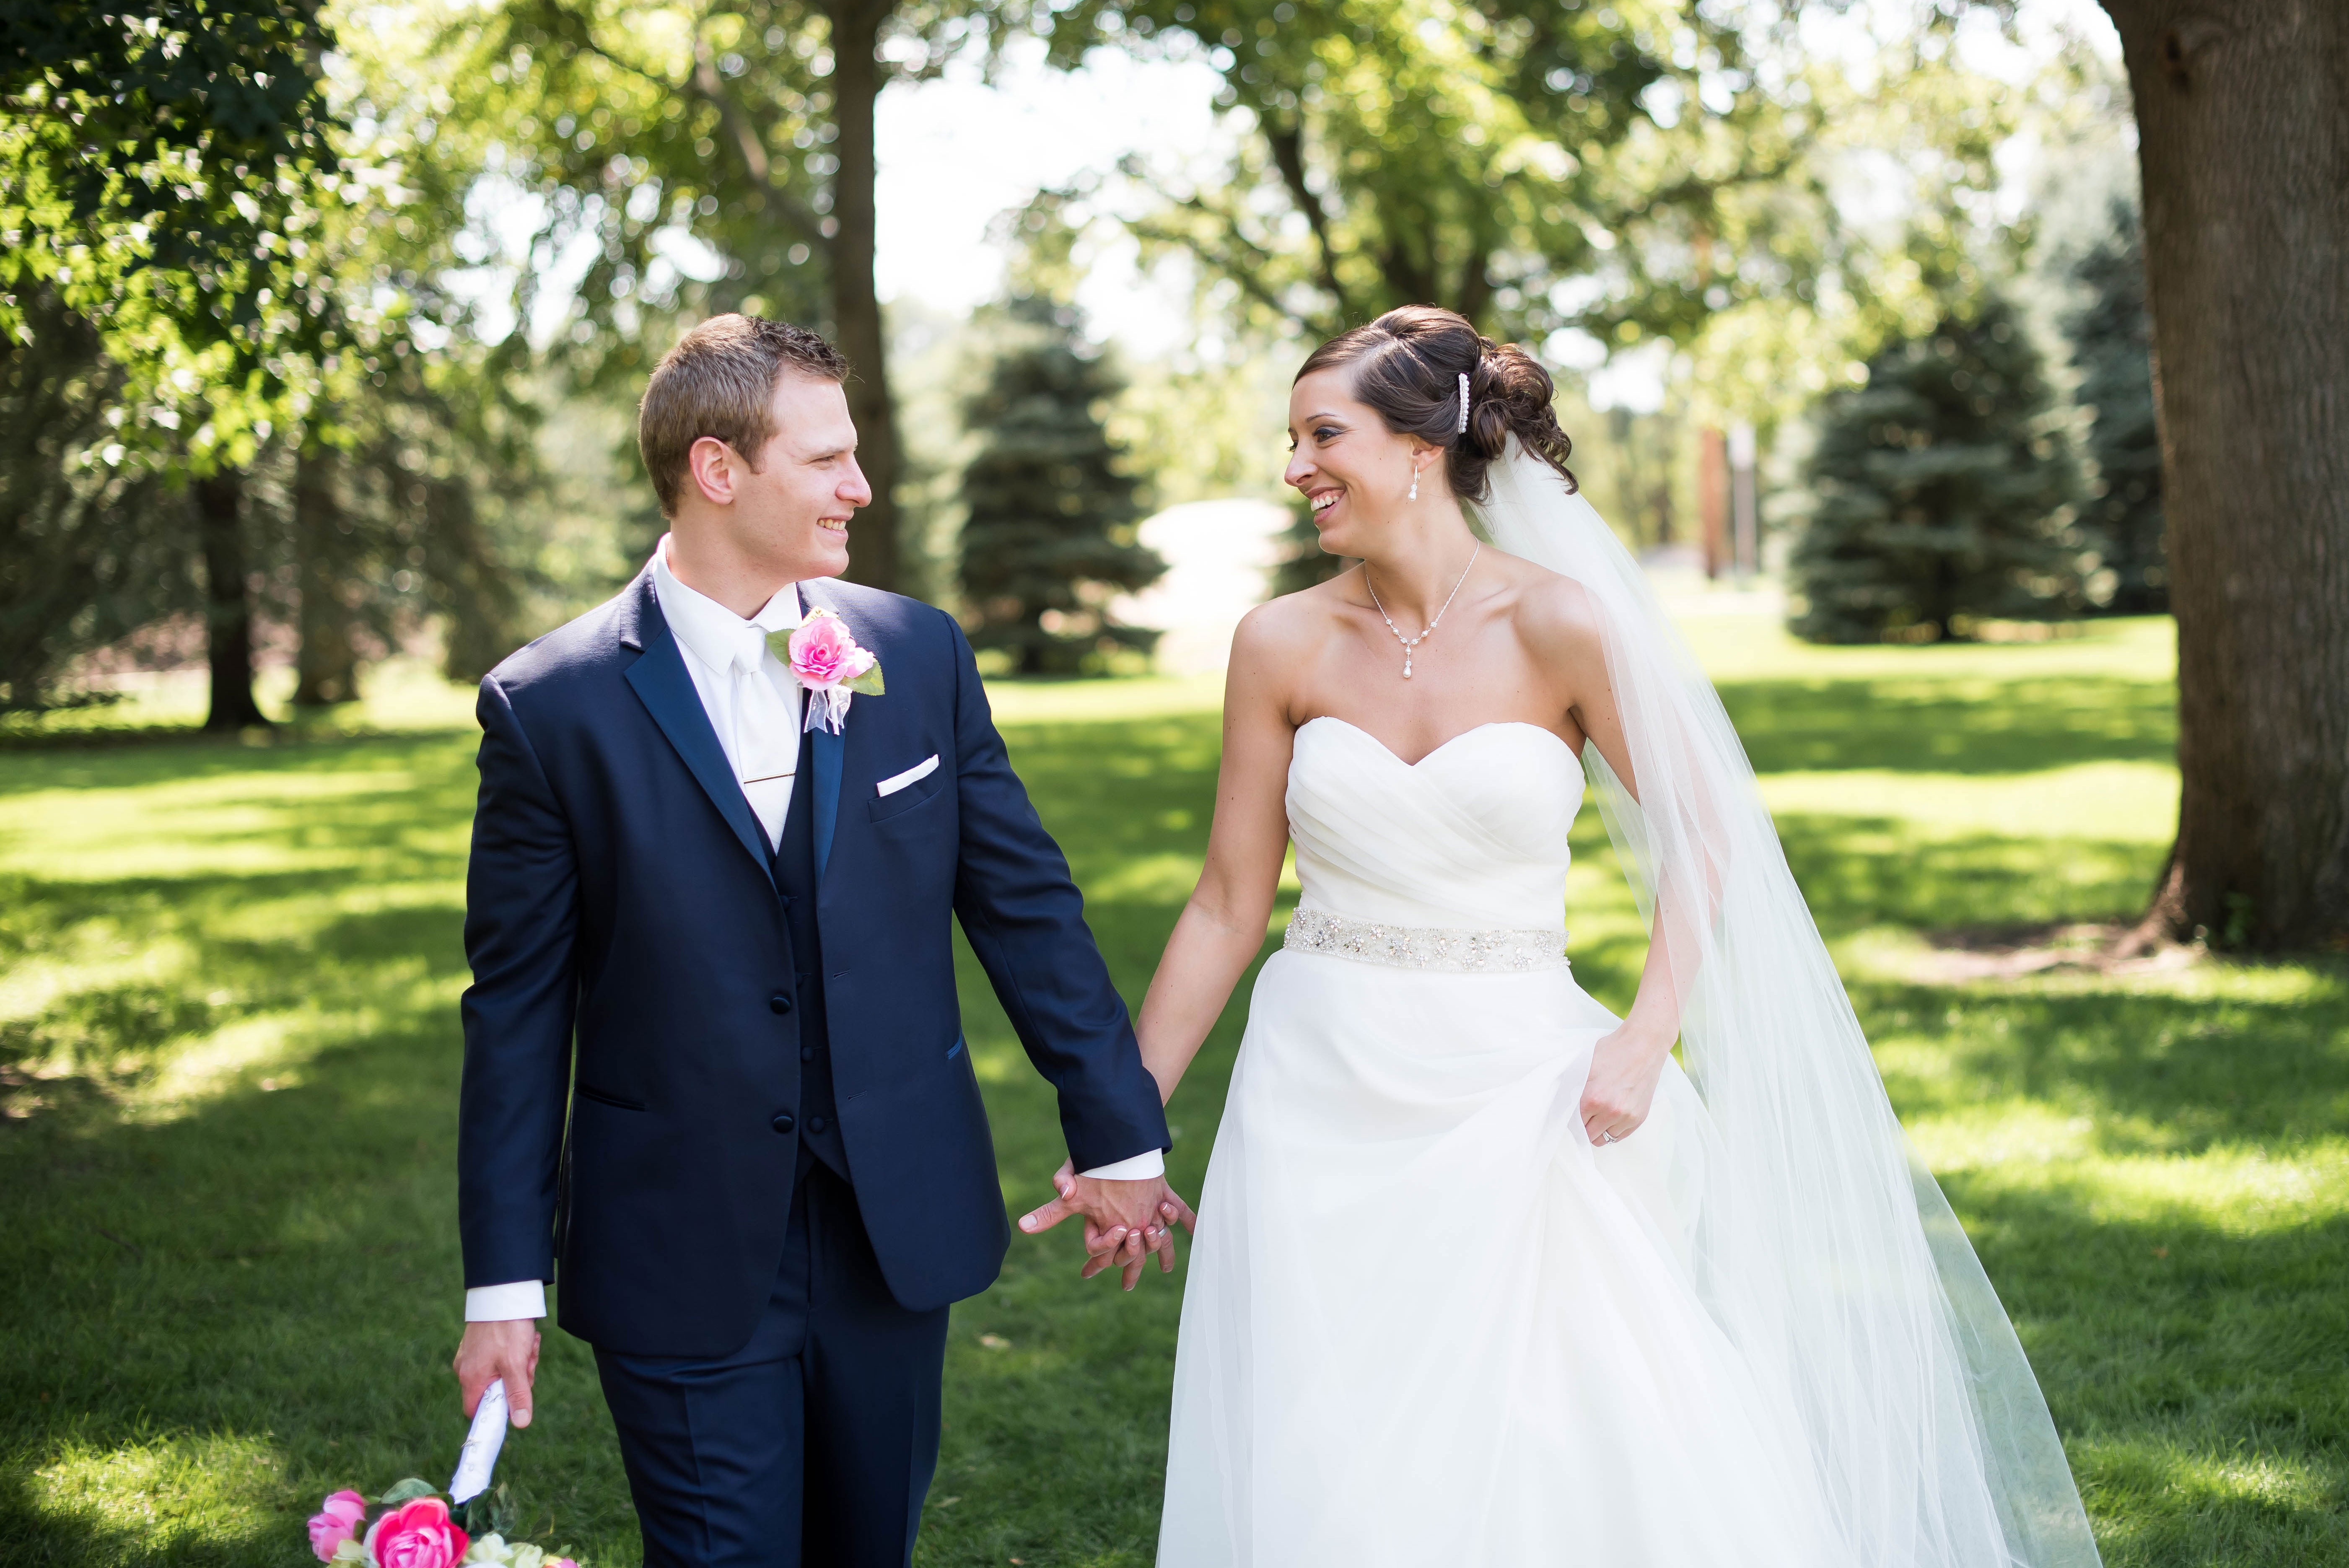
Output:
[1485, 550, 1606, 665]
[1230, 568, 1359, 661]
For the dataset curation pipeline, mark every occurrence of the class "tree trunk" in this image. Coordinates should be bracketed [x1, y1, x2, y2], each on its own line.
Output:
[1698, 426, 1729, 581]
[194, 469, 271, 731]
[2099, 0, 2349, 951]
[827, 0, 903, 597]
[292, 443, 358, 707]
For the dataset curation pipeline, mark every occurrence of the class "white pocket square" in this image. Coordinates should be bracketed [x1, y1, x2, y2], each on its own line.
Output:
[876, 754, 940, 797]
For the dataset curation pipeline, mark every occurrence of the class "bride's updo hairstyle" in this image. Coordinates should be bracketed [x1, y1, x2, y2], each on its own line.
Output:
[1296, 305, 1577, 498]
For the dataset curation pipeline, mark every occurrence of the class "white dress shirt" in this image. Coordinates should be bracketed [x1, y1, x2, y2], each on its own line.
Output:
[465, 543, 1159, 1324]
[654, 538, 805, 846]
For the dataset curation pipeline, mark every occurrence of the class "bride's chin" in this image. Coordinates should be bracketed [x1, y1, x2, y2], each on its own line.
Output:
[1315, 518, 1372, 556]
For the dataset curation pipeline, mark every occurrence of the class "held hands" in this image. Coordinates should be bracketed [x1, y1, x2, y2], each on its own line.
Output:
[453, 1318, 541, 1427]
[1580, 1019, 1675, 1147]
[1019, 1163, 1197, 1291]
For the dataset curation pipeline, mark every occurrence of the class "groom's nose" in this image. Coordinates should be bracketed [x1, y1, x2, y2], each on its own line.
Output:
[837, 457, 873, 509]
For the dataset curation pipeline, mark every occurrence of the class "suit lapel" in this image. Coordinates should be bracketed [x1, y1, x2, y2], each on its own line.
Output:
[798, 580, 849, 884]
[618, 573, 776, 886]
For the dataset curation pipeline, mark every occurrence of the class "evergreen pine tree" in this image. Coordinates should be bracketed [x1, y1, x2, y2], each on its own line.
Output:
[2065, 202, 2167, 615]
[1790, 292, 2084, 643]
[958, 299, 1165, 674]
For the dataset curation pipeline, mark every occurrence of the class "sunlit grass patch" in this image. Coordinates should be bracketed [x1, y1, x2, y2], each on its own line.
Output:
[1678, 610, 2176, 685]
[1760, 761, 2180, 846]
[982, 672, 1223, 726]
[26, 1430, 288, 1560]
[0, 657, 481, 744]
[2075, 1437, 2349, 1564]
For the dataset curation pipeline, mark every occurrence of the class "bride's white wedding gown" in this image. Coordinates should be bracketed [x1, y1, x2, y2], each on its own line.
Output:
[1159, 715, 1847, 1566]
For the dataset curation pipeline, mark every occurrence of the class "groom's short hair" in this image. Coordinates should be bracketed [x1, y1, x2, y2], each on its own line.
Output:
[639, 314, 849, 516]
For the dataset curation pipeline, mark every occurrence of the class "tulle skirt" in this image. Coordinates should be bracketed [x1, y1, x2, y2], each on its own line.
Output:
[1159, 949, 1848, 1567]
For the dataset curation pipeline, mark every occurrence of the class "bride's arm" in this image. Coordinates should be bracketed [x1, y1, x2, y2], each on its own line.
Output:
[1525, 580, 1682, 1142]
[1132, 606, 1303, 1105]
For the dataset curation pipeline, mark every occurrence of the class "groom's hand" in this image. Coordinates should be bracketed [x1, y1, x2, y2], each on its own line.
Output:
[453, 1319, 541, 1427]
[1019, 1160, 1196, 1291]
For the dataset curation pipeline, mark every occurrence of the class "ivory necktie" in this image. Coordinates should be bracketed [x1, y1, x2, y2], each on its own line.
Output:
[728, 625, 800, 790]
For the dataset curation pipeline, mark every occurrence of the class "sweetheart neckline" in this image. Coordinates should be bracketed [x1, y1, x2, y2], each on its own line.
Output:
[1301, 715, 1582, 772]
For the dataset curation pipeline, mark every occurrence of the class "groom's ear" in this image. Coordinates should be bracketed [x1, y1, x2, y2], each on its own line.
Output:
[685, 435, 741, 507]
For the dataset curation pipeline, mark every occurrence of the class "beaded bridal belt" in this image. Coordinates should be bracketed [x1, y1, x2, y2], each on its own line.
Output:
[1281, 905, 1569, 973]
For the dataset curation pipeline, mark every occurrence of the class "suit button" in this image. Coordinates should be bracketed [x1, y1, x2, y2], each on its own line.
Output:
[800, 1046, 815, 1062]
[770, 993, 792, 1015]
[770, 1113, 796, 1135]
[808, 1115, 829, 1135]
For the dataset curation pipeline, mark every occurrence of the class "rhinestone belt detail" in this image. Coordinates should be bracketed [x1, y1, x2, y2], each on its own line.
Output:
[1281, 905, 1569, 973]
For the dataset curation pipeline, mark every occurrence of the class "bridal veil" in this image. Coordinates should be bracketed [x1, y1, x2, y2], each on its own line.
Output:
[1472, 443, 2102, 1568]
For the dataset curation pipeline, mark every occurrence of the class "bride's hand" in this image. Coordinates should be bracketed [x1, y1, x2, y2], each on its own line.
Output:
[1020, 1158, 1195, 1289]
[1580, 1021, 1674, 1146]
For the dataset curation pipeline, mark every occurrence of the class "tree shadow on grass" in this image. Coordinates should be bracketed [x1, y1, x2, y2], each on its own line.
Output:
[0, 730, 635, 1565]
[0, 1460, 290, 1568]
[1, 871, 477, 1125]
[1855, 970, 2349, 1155]
[0, 925, 640, 1566]
[1773, 811, 2169, 936]
[0, 730, 481, 799]
[1936, 1182, 2349, 1568]
[1718, 673, 2176, 775]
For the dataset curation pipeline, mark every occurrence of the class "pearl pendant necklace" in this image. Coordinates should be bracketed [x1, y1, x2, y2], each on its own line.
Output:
[1364, 544, 1480, 679]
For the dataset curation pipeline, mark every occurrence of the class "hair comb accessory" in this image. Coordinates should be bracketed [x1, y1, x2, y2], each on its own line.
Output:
[1456, 372, 1471, 435]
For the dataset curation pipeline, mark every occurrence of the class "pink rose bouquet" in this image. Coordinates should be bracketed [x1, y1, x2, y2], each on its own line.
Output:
[364, 1497, 467, 1568]
[308, 1490, 368, 1560]
[304, 1480, 584, 1567]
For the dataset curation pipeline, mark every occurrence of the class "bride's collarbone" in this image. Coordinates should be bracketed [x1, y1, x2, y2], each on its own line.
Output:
[1286, 611, 1582, 760]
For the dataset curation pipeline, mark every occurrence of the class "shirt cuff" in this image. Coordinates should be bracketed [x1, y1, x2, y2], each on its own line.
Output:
[464, 1280, 547, 1322]
[1079, 1149, 1166, 1182]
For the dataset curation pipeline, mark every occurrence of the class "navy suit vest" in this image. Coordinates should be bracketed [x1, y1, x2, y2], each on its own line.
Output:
[770, 725, 847, 1177]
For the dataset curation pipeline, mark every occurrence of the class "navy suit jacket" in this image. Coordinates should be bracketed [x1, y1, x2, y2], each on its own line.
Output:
[457, 567, 1170, 1356]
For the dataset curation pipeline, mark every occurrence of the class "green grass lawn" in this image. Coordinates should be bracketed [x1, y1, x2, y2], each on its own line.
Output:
[3, 616, 2343, 1566]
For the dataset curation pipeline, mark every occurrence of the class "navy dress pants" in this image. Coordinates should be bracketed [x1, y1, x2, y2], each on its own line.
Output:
[593, 1150, 952, 1568]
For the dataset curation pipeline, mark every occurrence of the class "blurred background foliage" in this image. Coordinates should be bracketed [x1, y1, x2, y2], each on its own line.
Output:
[2, 0, 2155, 721]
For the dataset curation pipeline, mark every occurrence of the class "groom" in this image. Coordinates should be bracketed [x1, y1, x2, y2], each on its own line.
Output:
[451, 314, 1184, 1567]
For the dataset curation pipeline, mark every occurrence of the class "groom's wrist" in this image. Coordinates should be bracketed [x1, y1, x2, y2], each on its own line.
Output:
[1079, 1149, 1165, 1182]
[464, 1280, 547, 1322]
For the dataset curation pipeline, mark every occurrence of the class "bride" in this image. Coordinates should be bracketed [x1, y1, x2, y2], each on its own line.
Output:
[1091, 306, 2103, 1565]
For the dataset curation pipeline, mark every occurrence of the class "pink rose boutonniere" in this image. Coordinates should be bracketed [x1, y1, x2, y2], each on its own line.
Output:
[769, 606, 882, 736]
